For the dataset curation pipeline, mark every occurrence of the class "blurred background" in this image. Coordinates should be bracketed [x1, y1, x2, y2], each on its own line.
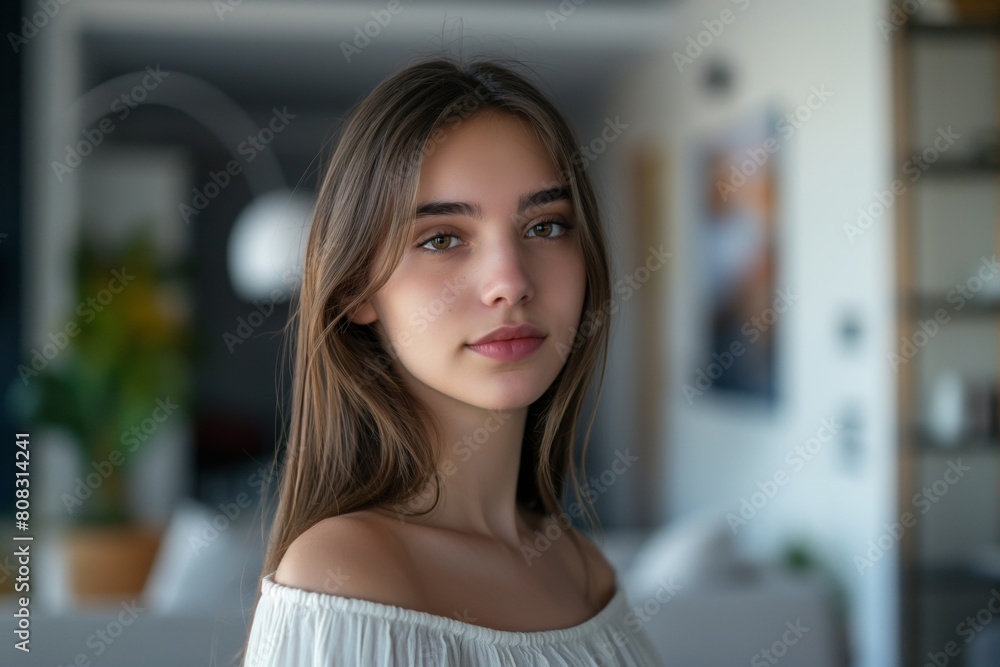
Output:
[1, 0, 999, 665]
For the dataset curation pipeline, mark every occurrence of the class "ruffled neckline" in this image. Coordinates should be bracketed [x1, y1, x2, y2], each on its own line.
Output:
[260, 571, 626, 647]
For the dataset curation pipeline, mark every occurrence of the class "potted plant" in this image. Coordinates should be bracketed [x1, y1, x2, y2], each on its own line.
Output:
[12, 225, 192, 600]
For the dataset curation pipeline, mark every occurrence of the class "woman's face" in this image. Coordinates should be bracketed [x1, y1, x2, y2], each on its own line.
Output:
[353, 111, 587, 412]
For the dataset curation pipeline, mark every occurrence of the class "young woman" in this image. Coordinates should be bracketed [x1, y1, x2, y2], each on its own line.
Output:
[240, 56, 663, 666]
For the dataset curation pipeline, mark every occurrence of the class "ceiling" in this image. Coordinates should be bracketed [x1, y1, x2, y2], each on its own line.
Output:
[78, 1, 680, 116]
[69, 0, 681, 195]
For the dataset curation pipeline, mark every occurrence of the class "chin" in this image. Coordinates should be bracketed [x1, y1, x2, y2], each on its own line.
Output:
[472, 380, 555, 412]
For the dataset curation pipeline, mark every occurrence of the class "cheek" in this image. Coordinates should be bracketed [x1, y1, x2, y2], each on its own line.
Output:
[379, 274, 454, 336]
[538, 251, 587, 336]
[550, 249, 587, 305]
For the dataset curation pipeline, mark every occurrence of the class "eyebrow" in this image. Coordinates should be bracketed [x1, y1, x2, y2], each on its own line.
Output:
[414, 186, 570, 220]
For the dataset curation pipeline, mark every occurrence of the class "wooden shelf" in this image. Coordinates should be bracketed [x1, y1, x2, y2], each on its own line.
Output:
[896, 157, 1000, 176]
[912, 423, 998, 451]
[918, 564, 1000, 589]
[916, 435, 999, 453]
[907, 20, 1000, 37]
[893, 13, 1000, 665]
[907, 294, 1000, 318]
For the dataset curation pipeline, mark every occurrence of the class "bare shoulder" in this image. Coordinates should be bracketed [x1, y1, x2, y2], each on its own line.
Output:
[570, 525, 618, 603]
[273, 510, 421, 608]
[536, 514, 618, 608]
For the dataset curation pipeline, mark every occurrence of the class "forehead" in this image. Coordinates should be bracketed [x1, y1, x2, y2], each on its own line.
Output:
[415, 112, 562, 200]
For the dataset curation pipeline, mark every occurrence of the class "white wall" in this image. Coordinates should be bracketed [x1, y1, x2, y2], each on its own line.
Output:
[606, 1, 899, 665]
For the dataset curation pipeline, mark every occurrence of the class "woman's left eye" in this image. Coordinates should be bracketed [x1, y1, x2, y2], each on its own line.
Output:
[527, 218, 573, 239]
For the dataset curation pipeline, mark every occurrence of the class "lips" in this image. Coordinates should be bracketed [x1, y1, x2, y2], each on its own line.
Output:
[465, 336, 545, 362]
[467, 323, 546, 346]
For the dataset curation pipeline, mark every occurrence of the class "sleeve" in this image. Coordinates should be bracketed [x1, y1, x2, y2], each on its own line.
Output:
[242, 593, 452, 667]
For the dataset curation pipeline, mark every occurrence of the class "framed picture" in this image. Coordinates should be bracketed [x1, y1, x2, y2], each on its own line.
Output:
[694, 108, 782, 404]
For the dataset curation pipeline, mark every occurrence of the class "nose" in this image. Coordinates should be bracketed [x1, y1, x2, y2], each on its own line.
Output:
[476, 229, 535, 307]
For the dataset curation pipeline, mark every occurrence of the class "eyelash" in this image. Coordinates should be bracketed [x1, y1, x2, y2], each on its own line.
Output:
[415, 219, 576, 254]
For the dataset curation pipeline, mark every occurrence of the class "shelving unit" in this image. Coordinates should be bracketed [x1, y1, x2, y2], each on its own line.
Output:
[894, 11, 1000, 666]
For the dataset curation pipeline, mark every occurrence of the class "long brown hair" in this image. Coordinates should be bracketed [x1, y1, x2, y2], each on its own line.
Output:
[238, 54, 614, 664]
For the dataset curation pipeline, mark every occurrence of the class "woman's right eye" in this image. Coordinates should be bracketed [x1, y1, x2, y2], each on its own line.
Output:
[417, 232, 461, 253]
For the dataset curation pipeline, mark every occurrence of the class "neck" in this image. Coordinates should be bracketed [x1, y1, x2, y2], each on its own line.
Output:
[384, 398, 533, 552]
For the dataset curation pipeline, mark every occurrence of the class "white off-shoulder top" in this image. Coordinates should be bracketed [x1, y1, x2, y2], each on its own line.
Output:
[243, 572, 663, 666]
